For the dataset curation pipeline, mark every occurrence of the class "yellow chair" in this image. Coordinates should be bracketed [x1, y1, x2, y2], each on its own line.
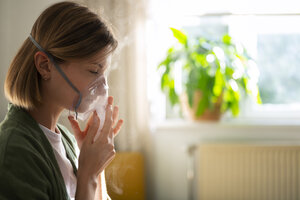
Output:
[105, 152, 145, 200]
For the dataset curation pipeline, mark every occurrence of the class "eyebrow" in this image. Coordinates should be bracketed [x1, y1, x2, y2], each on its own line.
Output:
[92, 63, 104, 68]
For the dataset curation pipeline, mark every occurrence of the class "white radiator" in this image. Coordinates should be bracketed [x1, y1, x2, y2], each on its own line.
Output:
[196, 144, 300, 200]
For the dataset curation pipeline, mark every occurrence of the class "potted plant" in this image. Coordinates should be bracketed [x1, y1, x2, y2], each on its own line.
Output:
[157, 28, 262, 121]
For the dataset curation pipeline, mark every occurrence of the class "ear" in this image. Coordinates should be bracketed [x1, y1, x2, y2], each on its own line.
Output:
[34, 51, 52, 81]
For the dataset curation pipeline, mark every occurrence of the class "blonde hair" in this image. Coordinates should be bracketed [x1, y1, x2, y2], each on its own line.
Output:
[4, 1, 117, 110]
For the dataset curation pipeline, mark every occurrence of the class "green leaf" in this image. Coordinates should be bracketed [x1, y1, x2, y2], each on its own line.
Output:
[231, 100, 239, 116]
[198, 70, 208, 90]
[187, 68, 200, 90]
[191, 53, 208, 68]
[161, 72, 170, 90]
[230, 89, 240, 116]
[213, 68, 224, 96]
[234, 90, 240, 101]
[167, 47, 175, 54]
[170, 28, 187, 46]
[225, 67, 234, 77]
[186, 86, 194, 108]
[196, 95, 208, 116]
[256, 88, 262, 104]
[223, 34, 232, 45]
[157, 59, 167, 70]
[221, 101, 228, 112]
[169, 86, 179, 106]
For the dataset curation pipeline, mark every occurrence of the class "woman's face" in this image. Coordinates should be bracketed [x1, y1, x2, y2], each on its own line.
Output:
[45, 50, 111, 112]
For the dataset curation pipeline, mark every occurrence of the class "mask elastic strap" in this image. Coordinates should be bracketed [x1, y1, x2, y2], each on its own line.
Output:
[29, 34, 82, 119]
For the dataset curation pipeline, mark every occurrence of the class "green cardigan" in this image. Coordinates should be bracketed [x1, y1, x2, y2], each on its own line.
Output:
[0, 105, 78, 200]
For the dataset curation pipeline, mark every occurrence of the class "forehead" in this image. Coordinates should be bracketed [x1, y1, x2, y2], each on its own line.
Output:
[69, 50, 112, 65]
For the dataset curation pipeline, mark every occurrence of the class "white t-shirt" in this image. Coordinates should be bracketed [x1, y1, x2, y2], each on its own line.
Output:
[39, 124, 110, 200]
[39, 124, 78, 199]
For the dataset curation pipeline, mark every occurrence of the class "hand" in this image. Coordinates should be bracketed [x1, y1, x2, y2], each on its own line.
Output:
[76, 96, 123, 179]
[68, 96, 123, 149]
[74, 96, 123, 200]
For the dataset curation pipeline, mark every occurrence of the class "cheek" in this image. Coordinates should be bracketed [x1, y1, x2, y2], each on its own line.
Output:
[47, 72, 79, 109]
[63, 66, 90, 92]
[47, 64, 94, 110]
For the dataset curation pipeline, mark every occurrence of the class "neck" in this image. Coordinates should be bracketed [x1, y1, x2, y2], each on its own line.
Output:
[28, 102, 63, 133]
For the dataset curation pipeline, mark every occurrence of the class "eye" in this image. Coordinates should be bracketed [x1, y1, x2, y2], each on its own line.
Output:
[89, 70, 99, 75]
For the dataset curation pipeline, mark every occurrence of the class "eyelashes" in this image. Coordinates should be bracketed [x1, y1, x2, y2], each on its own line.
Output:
[88, 64, 106, 75]
[89, 70, 99, 75]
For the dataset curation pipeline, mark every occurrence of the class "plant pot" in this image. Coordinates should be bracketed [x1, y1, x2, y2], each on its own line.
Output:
[180, 90, 222, 121]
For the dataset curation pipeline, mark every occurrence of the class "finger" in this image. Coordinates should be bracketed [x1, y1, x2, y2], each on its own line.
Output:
[112, 106, 119, 127]
[84, 112, 95, 132]
[113, 119, 123, 136]
[68, 115, 82, 135]
[107, 96, 113, 105]
[99, 102, 113, 138]
[85, 111, 100, 144]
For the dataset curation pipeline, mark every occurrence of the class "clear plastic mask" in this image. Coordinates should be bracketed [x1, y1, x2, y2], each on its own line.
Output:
[70, 75, 109, 130]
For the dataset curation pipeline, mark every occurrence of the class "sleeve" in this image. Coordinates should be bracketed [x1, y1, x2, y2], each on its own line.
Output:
[101, 171, 111, 200]
[0, 133, 52, 200]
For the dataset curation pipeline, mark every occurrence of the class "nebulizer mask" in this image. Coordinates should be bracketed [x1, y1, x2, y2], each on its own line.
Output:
[72, 75, 108, 129]
[29, 34, 108, 130]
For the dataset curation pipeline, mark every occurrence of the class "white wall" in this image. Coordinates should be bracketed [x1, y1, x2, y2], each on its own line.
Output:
[0, 0, 63, 121]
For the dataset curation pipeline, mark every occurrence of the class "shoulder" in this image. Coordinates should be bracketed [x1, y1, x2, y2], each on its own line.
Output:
[0, 105, 69, 199]
[0, 121, 64, 199]
[0, 105, 47, 143]
[0, 117, 50, 166]
[0, 106, 55, 170]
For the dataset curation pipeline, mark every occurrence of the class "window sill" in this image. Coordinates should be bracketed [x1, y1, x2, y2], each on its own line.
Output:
[155, 117, 300, 128]
[152, 118, 300, 143]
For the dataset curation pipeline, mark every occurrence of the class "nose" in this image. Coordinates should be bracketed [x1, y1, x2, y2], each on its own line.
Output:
[90, 77, 108, 96]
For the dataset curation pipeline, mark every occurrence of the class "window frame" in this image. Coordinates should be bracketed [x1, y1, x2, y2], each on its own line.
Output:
[146, 10, 300, 124]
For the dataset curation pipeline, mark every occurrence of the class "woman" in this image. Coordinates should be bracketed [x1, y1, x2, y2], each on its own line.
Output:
[0, 1, 123, 200]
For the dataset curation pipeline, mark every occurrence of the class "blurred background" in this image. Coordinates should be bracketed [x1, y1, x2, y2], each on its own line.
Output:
[1, 0, 300, 200]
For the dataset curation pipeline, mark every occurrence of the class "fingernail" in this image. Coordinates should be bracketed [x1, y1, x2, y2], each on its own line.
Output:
[94, 111, 98, 117]
[108, 96, 113, 104]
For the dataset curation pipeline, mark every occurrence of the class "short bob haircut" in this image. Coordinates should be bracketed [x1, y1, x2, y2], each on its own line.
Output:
[4, 1, 118, 110]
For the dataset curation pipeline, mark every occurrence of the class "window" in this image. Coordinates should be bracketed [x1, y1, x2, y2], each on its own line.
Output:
[146, 0, 300, 123]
